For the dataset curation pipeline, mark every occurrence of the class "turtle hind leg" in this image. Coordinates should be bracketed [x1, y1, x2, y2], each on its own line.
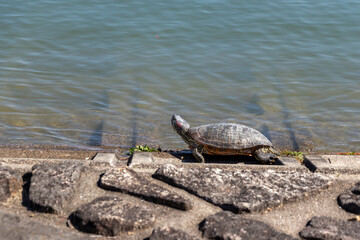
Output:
[192, 146, 205, 163]
[253, 148, 279, 164]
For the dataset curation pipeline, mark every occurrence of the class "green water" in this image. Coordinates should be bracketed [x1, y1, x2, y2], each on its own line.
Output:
[1, 0, 359, 152]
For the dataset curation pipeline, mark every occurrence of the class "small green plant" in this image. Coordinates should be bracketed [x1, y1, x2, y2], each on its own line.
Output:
[129, 145, 158, 155]
[282, 150, 304, 162]
[347, 151, 356, 155]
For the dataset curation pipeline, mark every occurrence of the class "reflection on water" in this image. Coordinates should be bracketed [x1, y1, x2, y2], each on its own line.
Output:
[0, 0, 359, 152]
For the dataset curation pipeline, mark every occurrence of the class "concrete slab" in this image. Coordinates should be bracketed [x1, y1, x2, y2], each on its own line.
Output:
[128, 151, 304, 171]
[128, 152, 180, 167]
[0, 210, 87, 240]
[92, 153, 117, 167]
[304, 155, 360, 174]
[324, 155, 360, 168]
[0, 157, 83, 171]
[278, 156, 303, 167]
[0, 155, 124, 170]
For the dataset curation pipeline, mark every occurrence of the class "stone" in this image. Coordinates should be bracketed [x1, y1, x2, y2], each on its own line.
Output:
[99, 167, 192, 210]
[0, 166, 22, 202]
[200, 211, 296, 240]
[92, 153, 117, 166]
[148, 226, 201, 240]
[128, 152, 157, 166]
[153, 164, 332, 213]
[29, 162, 84, 214]
[299, 216, 360, 240]
[338, 182, 360, 214]
[70, 196, 155, 236]
[353, 182, 360, 194]
[0, 210, 87, 240]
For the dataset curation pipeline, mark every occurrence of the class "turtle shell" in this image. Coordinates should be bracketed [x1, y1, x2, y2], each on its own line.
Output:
[188, 123, 272, 155]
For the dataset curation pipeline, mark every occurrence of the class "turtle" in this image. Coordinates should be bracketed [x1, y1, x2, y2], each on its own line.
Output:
[171, 115, 279, 164]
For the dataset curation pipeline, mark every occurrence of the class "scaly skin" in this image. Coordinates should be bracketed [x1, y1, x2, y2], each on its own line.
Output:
[253, 147, 279, 164]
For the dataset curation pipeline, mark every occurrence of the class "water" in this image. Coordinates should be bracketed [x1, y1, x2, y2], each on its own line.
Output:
[1, 0, 359, 152]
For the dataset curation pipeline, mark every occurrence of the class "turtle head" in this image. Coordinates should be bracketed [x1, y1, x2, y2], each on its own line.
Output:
[171, 115, 190, 135]
[253, 147, 279, 164]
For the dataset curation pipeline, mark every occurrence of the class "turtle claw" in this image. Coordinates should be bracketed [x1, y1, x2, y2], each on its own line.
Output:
[192, 147, 205, 163]
[269, 155, 280, 164]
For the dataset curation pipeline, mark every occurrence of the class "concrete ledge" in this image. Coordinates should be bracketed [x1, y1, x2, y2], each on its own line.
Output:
[128, 151, 305, 171]
[304, 155, 360, 174]
[278, 156, 303, 167]
[0, 156, 123, 170]
[128, 152, 182, 167]
[0, 157, 85, 171]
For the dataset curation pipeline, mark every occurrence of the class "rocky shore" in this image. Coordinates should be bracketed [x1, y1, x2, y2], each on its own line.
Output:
[0, 147, 359, 239]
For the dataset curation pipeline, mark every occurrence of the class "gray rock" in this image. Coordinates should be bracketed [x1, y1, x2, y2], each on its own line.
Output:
[299, 216, 360, 240]
[200, 211, 296, 240]
[0, 166, 22, 202]
[148, 226, 201, 240]
[99, 167, 192, 210]
[153, 164, 332, 213]
[70, 196, 155, 236]
[338, 182, 360, 214]
[0, 209, 87, 240]
[353, 182, 360, 194]
[29, 162, 84, 214]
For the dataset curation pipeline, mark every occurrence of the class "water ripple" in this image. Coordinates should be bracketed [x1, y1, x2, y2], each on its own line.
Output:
[0, 0, 359, 151]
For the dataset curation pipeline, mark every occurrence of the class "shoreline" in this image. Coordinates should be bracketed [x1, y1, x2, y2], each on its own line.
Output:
[0, 144, 357, 160]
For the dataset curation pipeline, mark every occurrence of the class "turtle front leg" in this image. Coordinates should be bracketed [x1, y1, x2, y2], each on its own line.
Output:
[253, 148, 279, 164]
[192, 146, 205, 163]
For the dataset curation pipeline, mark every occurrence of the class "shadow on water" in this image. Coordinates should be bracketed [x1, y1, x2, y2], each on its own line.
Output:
[259, 125, 272, 143]
[245, 65, 299, 150]
[273, 83, 300, 151]
[86, 120, 104, 146]
[85, 84, 141, 148]
[86, 89, 109, 147]
[243, 67, 272, 144]
[245, 93, 265, 116]
[129, 86, 141, 148]
[247, 87, 302, 151]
